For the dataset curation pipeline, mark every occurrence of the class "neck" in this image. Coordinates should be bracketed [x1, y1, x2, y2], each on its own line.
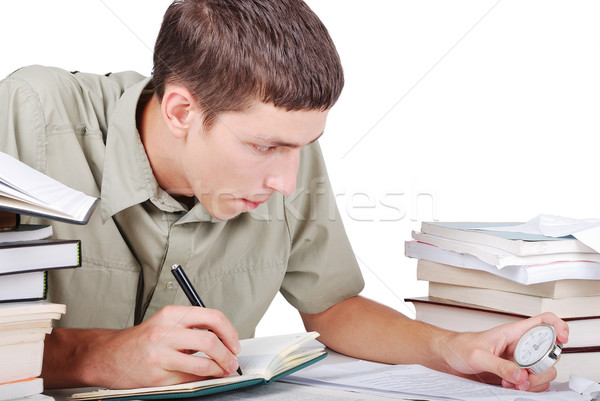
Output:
[138, 95, 189, 196]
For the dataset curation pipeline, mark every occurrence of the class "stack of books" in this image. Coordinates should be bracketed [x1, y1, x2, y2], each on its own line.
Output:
[0, 302, 67, 401]
[405, 221, 600, 382]
[0, 152, 98, 401]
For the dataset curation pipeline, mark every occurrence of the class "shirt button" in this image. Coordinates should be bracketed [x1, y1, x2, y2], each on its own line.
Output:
[166, 281, 175, 289]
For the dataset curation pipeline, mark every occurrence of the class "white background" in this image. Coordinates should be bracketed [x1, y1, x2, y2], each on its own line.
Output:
[2, 1, 599, 336]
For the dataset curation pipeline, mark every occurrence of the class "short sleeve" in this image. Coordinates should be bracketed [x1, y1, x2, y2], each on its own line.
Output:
[280, 141, 365, 314]
[0, 67, 47, 169]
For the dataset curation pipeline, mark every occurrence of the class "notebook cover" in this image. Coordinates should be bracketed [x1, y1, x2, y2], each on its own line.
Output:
[83, 352, 327, 400]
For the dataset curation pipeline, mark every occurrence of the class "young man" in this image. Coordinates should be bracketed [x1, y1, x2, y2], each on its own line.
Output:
[0, 0, 567, 392]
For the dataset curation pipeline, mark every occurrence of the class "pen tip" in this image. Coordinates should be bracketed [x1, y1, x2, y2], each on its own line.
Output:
[237, 367, 243, 376]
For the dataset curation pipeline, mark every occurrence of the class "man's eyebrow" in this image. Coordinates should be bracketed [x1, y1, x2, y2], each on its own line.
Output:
[267, 131, 324, 148]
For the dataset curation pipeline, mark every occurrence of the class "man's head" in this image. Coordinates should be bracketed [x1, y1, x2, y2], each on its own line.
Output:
[148, 0, 343, 220]
[152, 0, 344, 130]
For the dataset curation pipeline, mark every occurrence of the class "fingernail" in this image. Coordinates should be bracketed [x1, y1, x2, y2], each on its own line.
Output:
[230, 360, 239, 372]
[513, 369, 524, 382]
[516, 381, 531, 391]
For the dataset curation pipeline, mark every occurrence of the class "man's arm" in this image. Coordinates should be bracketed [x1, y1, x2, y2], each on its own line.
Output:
[300, 295, 569, 392]
[42, 306, 241, 389]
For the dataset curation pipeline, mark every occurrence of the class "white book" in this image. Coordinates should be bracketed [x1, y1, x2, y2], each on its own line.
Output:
[0, 151, 98, 225]
[0, 302, 66, 326]
[0, 378, 43, 401]
[406, 296, 600, 348]
[428, 282, 600, 318]
[405, 240, 600, 285]
[0, 225, 53, 243]
[420, 221, 595, 255]
[0, 341, 44, 383]
[411, 231, 600, 267]
[6, 393, 54, 401]
[0, 271, 47, 302]
[416, 259, 600, 299]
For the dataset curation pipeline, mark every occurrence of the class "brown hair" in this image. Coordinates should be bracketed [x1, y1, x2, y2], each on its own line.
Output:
[153, 0, 344, 129]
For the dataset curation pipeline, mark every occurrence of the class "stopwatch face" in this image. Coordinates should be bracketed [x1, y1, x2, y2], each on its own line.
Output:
[514, 324, 558, 369]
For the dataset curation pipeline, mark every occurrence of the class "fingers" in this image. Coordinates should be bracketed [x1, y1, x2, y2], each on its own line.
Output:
[490, 313, 565, 392]
[502, 367, 557, 392]
[479, 353, 529, 389]
[537, 312, 569, 345]
[510, 313, 569, 345]
[528, 367, 557, 392]
[163, 344, 230, 379]
[162, 327, 241, 376]
[475, 337, 558, 393]
[125, 305, 242, 386]
[154, 305, 241, 354]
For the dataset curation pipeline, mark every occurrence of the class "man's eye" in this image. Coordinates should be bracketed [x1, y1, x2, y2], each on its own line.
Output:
[254, 145, 276, 153]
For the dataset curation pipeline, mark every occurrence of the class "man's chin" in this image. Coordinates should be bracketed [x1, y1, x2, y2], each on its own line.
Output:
[208, 202, 250, 221]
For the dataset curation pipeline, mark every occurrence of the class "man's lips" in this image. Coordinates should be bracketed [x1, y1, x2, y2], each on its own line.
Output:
[241, 197, 269, 209]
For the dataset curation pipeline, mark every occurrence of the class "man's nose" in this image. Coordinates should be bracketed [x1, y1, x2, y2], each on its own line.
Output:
[265, 149, 300, 196]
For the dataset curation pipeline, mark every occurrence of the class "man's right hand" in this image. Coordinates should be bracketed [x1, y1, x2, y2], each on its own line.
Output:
[42, 305, 241, 389]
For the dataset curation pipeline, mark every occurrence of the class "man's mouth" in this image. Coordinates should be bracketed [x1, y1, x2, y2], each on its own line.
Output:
[241, 197, 269, 210]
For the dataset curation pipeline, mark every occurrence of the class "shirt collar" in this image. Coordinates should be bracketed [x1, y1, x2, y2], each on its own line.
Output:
[100, 77, 186, 222]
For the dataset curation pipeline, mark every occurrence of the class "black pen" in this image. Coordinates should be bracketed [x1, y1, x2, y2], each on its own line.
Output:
[171, 264, 243, 376]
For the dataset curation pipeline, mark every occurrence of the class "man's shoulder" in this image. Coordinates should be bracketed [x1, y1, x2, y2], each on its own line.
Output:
[4, 65, 149, 131]
[8, 65, 147, 96]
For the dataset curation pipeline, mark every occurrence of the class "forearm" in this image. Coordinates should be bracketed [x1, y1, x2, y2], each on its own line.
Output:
[300, 296, 457, 374]
[301, 296, 570, 392]
[42, 327, 120, 389]
[41, 306, 242, 390]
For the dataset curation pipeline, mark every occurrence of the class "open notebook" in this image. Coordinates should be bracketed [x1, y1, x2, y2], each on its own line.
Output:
[0, 151, 98, 225]
[69, 332, 326, 400]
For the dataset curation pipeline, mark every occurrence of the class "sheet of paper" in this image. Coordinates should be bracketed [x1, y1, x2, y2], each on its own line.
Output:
[569, 374, 600, 399]
[0, 151, 97, 220]
[285, 359, 593, 401]
[48, 382, 416, 401]
[475, 214, 600, 253]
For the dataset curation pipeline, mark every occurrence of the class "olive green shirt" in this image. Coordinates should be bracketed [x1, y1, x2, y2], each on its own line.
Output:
[0, 65, 364, 339]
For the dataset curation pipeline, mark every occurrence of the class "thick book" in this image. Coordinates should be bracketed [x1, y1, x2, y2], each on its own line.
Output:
[0, 151, 98, 225]
[70, 332, 327, 400]
[0, 303, 65, 383]
[406, 297, 600, 348]
[411, 231, 600, 268]
[0, 341, 44, 383]
[0, 271, 47, 302]
[405, 240, 600, 284]
[420, 221, 595, 256]
[416, 259, 600, 299]
[0, 322, 53, 341]
[0, 302, 66, 326]
[0, 378, 43, 401]
[10, 394, 54, 401]
[428, 282, 600, 318]
[0, 329, 50, 346]
[0, 239, 81, 275]
[0, 224, 53, 243]
[549, 351, 599, 383]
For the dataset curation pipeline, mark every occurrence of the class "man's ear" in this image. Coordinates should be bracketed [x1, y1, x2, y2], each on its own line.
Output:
[160, 85, 199, 138]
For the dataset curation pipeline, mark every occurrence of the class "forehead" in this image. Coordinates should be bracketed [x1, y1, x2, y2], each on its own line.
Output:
[216, 101, 329, 143]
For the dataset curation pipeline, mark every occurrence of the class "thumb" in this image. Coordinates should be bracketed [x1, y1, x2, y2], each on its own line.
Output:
[485, 355, 529, 388]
